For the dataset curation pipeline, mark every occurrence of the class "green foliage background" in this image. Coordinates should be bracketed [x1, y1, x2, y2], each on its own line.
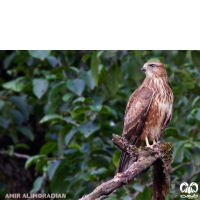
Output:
[0, 50, 200, 200]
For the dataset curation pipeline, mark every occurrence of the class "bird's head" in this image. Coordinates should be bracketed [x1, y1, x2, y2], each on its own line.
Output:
[141, 61, 167, 80]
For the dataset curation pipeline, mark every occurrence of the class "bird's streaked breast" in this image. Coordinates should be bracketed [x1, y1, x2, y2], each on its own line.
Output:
[141, 77, 173, 142]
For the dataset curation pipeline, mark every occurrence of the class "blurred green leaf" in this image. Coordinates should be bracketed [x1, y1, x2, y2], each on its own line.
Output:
[72, 97, 93, 105]
[192, 96, 200, 107]
[58, 125, 71, 156]
[47, 56, 58, 67]
[133, 183, 144, 192]
[31, 176, 43, 193]
[28, 50, 50, 60]
[101, 105, 117, 117]
[65, 127, 78, 146]
[48, 160, 61, 180]
[137, 188, 151, 200]
[62, 93, 74, 102]
[173, 141, 186, 163]
[51, 66, 70, 74]
[112, 150, 120, 167]
[175, 69, 195, 89]
[147, 57, 161, 62]
[91, 167, 107, 175]
[177, 82, 185, 98]
[9, 109, 24, 124]
[3, 51, 17, 68]
[71, 106, 90, 118]
[67, 79, 85, 96]
[0, 99, 4, 111]
[40, 142, 57, 155]
[106, 65, 121, 94]
[9, 132, 18, 144]
[106, 194, 118, 200]
[15, 66, 29, 76]
[2, 77, 27, 92]
[16, 126, 34, 141]
[134, 50, 142, 58]
[49, 81, 66, 100]
[40, 114, 63, 123]
[103, 125, 123, 136]
[191, 50, 200, 67]
[82, 55, 91, 62]
[80, 172, 90, 181]
[79, 121, 100, 137]
[164, 127, 179, 137]
[98, 66, 106, 84]
[190, 147, 200, 165]
[124, 196, 132, 200]
[127, 55, 143, 81]
[33, 79, 49, 99]
[25, 154, 46, 169]
[91, 51, 99, 85]
[69, 66, 79, 73]
[195, 108, 200, 121]
[164, 127, 187, 140]
[0, 116, 10, 129]
[45, 74, 57, 80]
[15, 143, 30, 149]
[72, 97, 85, 104]
[69, 144, 81, 150]
[187, 113, 196, 125]
[10, 95, 30, 119]
[174, 50, 187, 66]
[50, 159, 70, 193]
[80, 69, 95, 90]
[194, 142, 200, 148]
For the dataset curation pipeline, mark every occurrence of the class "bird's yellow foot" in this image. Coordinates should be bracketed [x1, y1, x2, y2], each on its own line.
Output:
[152, 139, 159, 148]
[145, 137, 153, 149]
[145, 137, 157, 148]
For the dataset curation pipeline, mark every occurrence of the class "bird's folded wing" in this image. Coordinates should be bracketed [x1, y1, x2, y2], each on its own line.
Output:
[123, 86, 154, 140]
[116, 86, 154, 174]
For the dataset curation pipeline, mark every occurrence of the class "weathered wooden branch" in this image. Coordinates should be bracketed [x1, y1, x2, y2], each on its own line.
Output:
[79, 134, 173, 200]
[0, 150, 30, 159]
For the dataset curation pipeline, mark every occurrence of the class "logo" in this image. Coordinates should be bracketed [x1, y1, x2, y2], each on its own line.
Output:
[180, 182, 198, 199]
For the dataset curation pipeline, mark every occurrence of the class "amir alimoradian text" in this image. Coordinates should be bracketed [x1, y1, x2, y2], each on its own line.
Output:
[5, 193, 66, 198]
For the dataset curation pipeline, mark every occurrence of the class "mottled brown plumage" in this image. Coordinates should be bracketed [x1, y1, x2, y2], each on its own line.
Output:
[116, 61, 173, 173]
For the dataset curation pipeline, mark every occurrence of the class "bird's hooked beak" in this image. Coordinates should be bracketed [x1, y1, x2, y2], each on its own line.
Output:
[141, 64, 147, 71]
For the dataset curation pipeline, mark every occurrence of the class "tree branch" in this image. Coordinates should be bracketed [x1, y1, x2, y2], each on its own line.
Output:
[79, 135, 173, 200]
[172, 161, 193, 172]
[0, 150, 30, 159]
[186, 169, 200, 182]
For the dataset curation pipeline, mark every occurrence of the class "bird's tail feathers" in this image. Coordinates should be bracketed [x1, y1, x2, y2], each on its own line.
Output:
[115, 137, 138, 175]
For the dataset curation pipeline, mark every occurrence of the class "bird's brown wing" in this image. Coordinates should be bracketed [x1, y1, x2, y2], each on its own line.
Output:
[116, 86, 154, 174]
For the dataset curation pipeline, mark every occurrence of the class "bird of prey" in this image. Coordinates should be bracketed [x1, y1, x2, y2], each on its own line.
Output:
[116, 61, 173, 173]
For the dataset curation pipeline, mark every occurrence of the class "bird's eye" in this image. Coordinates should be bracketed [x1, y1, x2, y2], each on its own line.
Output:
[149, 64, 155, 68]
